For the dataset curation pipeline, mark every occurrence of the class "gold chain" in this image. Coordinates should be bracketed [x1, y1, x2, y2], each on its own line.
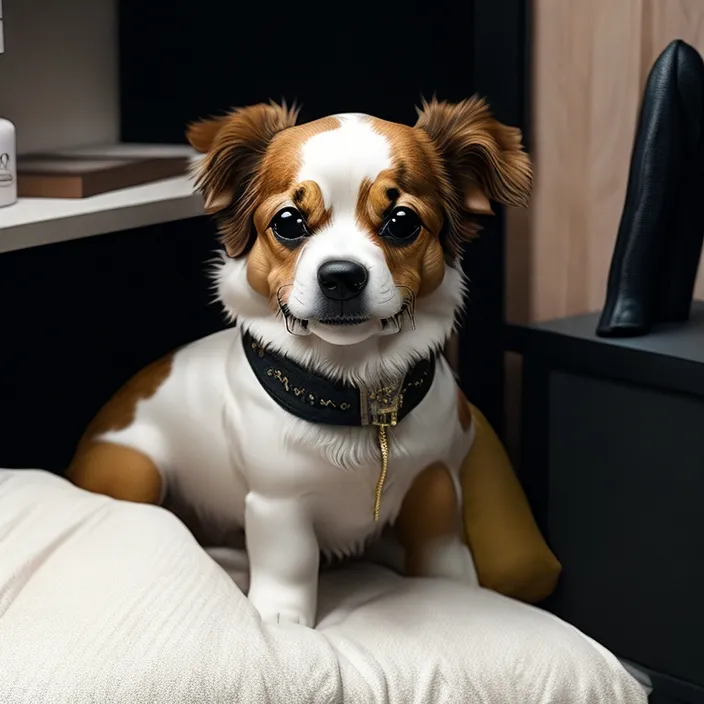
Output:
[373, 424, 390, 521]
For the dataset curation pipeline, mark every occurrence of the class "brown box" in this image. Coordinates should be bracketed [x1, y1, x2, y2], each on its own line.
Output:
[17, 155, 189, 199]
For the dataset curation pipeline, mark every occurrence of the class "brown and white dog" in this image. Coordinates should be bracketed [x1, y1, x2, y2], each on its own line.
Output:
[68, 98, 531, 627]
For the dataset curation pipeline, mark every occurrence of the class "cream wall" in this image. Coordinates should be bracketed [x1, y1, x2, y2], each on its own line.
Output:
[0, 0, 118, 155]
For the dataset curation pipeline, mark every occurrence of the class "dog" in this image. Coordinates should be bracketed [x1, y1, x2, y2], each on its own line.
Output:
[68, 98, 531, 627]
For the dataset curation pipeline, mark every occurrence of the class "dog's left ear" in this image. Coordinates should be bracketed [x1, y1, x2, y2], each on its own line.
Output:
[415, 96, 532, 250]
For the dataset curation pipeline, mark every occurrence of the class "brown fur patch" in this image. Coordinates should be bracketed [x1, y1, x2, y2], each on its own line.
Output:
[259, 116, 340, 186]
[293, 180, 331, 231]
[457, 387, 473, 432]
[382, 234, 446, 300]
[396, 462, 461, 577]
[245, 229, 300, 309]
[249, 180, 333, 309]
[67, 354, 173, 504]
[245, 237, 276, 299]
[76, 354, 174, 443]
[243, 121, 339, 306]
[356, 120, 448, 301]
[68, 442, 163, 504]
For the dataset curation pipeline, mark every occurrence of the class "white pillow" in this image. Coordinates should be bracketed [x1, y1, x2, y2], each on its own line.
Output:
[0, 470, 647, 704]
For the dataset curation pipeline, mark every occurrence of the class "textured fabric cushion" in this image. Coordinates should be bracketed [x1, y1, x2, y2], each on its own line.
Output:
[0, 470, 647, 704]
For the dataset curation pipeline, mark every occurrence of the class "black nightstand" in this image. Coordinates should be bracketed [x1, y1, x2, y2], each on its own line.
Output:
[508, 305, 704, 704]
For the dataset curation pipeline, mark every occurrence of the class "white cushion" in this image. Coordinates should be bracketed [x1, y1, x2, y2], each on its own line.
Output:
[0, 469, 647, 704]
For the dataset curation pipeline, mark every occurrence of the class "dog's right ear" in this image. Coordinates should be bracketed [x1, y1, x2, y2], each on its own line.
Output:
[415, 96, 532, 258]
[186, 102, 299, 256]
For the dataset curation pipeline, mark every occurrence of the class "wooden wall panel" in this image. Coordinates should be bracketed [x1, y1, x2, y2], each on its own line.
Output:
[644, 0, 704, 71]
[509, 0, 704, 323]
[583, 0, 645, 314]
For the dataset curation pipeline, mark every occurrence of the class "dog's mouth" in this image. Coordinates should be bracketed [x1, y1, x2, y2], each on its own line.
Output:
[276, 285, 417, 337]
[317, 316, 372, 327]
[277, 300, 415, 336]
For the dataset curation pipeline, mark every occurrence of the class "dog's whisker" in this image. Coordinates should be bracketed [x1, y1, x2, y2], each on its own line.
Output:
[390, 285, 417, 334]
[276, 285, 310, 337]
[405, 306, 417, 331]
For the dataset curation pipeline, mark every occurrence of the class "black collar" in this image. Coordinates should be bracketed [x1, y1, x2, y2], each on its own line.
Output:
[242, 331, 436, 427]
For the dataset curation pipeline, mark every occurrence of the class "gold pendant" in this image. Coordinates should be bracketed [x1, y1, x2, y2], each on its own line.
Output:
[373, 424, 390, 522]
[359, 380, 403, 522]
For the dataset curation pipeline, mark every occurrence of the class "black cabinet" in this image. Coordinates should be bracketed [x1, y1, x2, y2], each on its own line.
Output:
[0, 218, 223, 472]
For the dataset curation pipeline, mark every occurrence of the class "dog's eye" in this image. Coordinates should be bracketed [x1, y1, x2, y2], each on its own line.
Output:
[270, 208, 309, 243]
[380, 207, 422, 244]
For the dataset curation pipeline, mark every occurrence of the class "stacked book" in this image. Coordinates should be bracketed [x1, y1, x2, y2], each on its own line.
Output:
[17, 143, 194, 199]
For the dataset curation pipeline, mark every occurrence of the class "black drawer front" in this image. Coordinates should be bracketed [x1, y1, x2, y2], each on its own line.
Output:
[544, 371, 704, 687]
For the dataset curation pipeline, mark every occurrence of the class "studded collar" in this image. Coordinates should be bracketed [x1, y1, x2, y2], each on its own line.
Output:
[242, 331, 436, 428]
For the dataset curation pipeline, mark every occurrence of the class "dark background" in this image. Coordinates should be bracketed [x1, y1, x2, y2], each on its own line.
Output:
[0, 0, 528, 472]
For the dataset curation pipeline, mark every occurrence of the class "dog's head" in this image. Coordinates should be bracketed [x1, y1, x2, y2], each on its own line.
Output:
[189, 99, 531, 351]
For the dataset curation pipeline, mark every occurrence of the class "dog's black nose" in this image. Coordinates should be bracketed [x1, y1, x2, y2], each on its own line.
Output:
[317, 260, 368, 301]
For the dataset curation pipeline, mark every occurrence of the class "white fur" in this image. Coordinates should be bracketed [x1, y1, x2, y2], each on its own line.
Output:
[289, 115, 398, 346]
[215, 252, 466, 385]
[298, 114, 391, 211]
[97, 115, 477, 627]
[99, 330, 475, 626]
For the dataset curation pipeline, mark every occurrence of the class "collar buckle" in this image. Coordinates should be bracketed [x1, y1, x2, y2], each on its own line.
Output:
[362, 384, 403, 427]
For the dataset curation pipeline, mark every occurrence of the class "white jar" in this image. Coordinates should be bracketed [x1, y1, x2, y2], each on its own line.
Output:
[0, 117, 17, 207]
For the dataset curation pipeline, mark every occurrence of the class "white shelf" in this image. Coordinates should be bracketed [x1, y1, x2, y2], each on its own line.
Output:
[0, 144, 206, 254]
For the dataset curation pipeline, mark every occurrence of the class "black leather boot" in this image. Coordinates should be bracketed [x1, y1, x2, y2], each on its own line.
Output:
[597, 40, 704, 338]
[656, 47, 704, 324]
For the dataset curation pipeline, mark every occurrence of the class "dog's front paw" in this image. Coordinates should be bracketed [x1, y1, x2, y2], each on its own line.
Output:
[254, 604, 315, 628]
[248, 584, 316, 628]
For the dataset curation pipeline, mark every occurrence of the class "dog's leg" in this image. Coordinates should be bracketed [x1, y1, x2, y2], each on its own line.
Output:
[396, 462, 478, 586]
[67, 441, 162, 504]
[245, 493, 319, 627]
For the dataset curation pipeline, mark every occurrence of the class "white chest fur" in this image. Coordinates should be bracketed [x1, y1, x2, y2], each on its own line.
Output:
[99, 329, 472, 559]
